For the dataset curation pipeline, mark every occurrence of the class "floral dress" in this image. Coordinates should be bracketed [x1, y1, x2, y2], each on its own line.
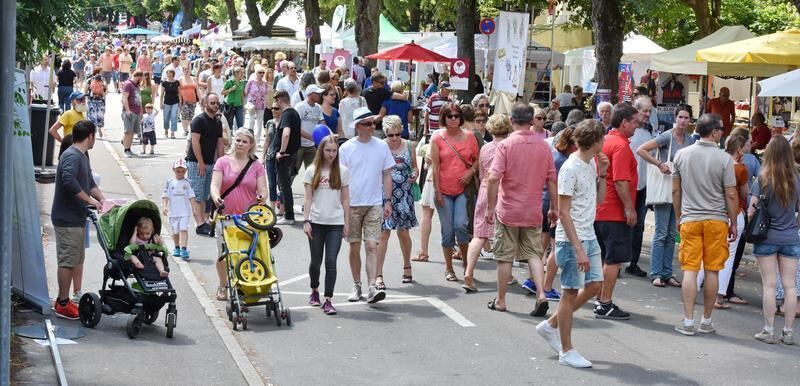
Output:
[383, 141, 418, 230]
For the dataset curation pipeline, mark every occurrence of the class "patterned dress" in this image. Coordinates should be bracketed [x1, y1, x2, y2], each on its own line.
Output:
[383, 141, 418, 230]
[472, 141, 498, 238]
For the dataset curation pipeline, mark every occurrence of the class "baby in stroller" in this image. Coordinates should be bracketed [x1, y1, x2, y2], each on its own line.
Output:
[127, 217, 169, 277]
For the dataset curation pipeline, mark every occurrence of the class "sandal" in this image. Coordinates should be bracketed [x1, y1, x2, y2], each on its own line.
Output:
[445, 270, 458, 282]
[651, 278, 666, 287]
[402, 267, 413, 284]
[412, 252, 429, 262]
[452, 250, 463, 261]
[462, 277, 478, 293]
[487, 297, 506, 312]
[665, 277, 682, 287]
[376, 275, 386, 291]
[714, 300, 731, 309]
[216, 286, 228, 301]
[530, 299, 550, 317]
[727, 295, 749, 305]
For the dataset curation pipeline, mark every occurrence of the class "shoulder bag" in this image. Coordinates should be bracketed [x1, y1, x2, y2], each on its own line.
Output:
[406, 140, 422, 201]
[438, 132, 479, 194]
[645, 130, 674, 205]
[744, 189, 770, 244]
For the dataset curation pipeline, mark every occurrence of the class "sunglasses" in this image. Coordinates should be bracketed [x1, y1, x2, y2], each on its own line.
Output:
[386, 133, 402, 138]
[447, 114, 461, 119]
[208, 101, 219, 105]
[358, 121, 376, 127]
[271, 107, 280, 111]
[476, 103, 489, 108]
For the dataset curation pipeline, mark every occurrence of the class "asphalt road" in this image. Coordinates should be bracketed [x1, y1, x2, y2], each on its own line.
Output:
[23, 93, 800, 385]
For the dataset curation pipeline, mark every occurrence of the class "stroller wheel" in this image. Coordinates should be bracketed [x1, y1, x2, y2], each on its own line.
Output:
[126, 312, 143, 339]
[79, 293, 102, 328]
[231, 311, 239, 331]
[244, 204, 277, 230]
[265, 301, 272, 318]
[143, 309, 159, 325]
[274, 302, 282, 327]
[226, 303, 233, 321]
[165, 312, 177, 338]
[284, 308, 292, 327]
[235, 257, 268, 283]
[241, 313, 248, 330]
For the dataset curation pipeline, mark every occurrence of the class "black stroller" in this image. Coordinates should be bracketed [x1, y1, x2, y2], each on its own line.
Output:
[78, 199, 178, 339]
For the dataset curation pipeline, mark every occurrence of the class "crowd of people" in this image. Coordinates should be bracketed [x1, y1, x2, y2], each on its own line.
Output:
[45, 32, 800, 369]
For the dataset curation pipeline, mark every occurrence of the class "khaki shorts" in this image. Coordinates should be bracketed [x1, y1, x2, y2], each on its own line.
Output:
[348, 205, 383, 243]
[493, 222, 543, 263]
[55, 226, 86, 268]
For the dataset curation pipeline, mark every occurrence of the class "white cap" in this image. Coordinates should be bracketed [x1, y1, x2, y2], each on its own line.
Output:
[305, 84, 324, 95]
[173, 159, 188, 169]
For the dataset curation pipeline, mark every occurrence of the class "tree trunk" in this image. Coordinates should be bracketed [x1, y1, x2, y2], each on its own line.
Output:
[355, 0, 382, 58]
[244, 0, 268, 37]
[181, 0, 195, 31]
[680, 0, 721, 38]
[592, 0, 625, 103]
[199, 0, 208, 29]
[304, 0, 322, 67]
[408, 0, 422, 32]
[456, 0, 477, 101]
[225, 0, 239, 32]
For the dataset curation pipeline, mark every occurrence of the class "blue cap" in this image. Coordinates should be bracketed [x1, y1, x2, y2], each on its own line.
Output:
[69, 91, 86, 102]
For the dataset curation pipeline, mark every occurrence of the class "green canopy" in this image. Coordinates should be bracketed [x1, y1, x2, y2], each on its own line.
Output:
[99, 200, 162, 252]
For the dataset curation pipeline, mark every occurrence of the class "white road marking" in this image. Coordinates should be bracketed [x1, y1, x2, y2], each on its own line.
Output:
[290, 297, 426, 310]
[281, 291, 420, 299]
[102, 140, 266, 386]
[278, 273, 309, 287]
[424, 297, 476, 327]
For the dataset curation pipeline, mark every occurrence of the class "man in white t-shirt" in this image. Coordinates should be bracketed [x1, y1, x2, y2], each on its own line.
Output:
[294, 84, 324, 173]
[339, 107, 394, 304]
[163, 56, 183, 80]
[536, 120, 609, 368]
[276, 61, 301, 96]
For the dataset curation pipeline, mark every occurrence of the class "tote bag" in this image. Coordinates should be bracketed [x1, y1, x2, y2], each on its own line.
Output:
[645, 131, 673, 205]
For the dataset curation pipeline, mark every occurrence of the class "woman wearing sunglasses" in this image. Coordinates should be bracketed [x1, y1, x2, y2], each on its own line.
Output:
[429, 102, 480, 282]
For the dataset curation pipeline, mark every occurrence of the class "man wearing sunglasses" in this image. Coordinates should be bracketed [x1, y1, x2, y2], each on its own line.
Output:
[276, 61, 301, 96]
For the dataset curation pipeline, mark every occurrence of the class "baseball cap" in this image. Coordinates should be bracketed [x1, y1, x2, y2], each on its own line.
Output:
[440, 81, 451, 89]
[173, 159, 188, 169]
[305, 84, 324, 95]
[350, 107, 375, 130]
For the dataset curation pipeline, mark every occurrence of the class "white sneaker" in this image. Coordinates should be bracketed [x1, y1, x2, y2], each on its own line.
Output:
[276, 218, 295, 225]
[71, 291, 83, 304]
[479, 250, 494, 260]
[366, 285, 386, 304]
[347, 283, 362, 302]
[536, 320, 562, 354]
[559, 349, 592, 368]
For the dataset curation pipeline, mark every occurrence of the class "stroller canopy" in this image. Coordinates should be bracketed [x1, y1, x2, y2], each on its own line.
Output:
[99, 199, 163, 253]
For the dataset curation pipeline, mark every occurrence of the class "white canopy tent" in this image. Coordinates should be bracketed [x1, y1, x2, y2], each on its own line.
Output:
[563, 33, 665, 89]
[237, 36, 307, 52]
[650, 26, 755, 75]
[758, 68, 800, 97]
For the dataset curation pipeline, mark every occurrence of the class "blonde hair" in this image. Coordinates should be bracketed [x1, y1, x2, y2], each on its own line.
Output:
[275, 51, 286, 61]
[486, 114, 511, 137]
[230, 128, 257, 159]
[383, 115, 403, 134]
[390, 80, 404, 93]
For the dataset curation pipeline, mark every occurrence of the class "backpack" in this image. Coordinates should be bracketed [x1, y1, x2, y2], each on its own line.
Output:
[90, 78, 105, 96]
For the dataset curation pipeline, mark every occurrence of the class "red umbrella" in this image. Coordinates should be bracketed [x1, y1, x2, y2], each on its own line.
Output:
[367, 41, 451, 98]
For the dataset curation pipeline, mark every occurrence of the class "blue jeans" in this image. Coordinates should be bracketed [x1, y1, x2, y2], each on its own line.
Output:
[650, 203, 677, 279]
[556, 239, 604, 289]
[265, 158, 278, 203]
[227, 105, 244, 130]
[163, 103, 179, 133]
[57, 86, 73, 113]
[435, 193, 469, 248]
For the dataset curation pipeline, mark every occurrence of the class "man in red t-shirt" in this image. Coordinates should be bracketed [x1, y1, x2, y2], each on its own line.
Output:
[705, 87, 735, 137]
[593, 103, 639, 321]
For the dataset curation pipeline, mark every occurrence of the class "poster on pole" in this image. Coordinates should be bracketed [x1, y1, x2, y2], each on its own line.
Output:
[320, 49, 351, 71]
[331, 5, 346, 49]
[490, 11, 530, 95]
[618, 63, 634, 102]
[449, 58, 470, 90]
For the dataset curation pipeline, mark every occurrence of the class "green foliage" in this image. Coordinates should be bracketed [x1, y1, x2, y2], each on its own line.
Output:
[207, 0, 244, 24]
[16, 0, 89, 65]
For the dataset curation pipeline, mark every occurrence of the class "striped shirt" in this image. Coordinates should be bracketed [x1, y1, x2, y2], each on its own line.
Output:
[427, 93, 449, 131]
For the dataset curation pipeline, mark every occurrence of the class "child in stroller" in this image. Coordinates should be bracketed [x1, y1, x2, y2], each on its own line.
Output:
[128, 217, 169, 277]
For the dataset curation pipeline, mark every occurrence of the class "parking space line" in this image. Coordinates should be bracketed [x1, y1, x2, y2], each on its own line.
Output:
[102, 140, 266, 386]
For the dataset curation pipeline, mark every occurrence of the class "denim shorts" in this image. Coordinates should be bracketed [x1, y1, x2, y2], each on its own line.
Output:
[753, 243, 800, 259]
[556, 239, 604, 289]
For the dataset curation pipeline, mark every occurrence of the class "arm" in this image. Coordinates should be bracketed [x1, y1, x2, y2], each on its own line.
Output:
[672, 176, 682, 230]
[725, 186, 739, 241]
[341, 186, 351, 238]
[558, 195, 589, 271]
[302, 182, 314, 238]
[160, 84, 165, 108]
[216, 137, 225, 159]
[382, 168, 393, 219]
[614, 180, 636, 226]
[336, 117, 344, 137]
[485, 174, 500, 224]
[262, 127, 272, 159]
[89, 186, 105, 203]
[256, 174, 268, 202]
[121, 90, 131, 113]
[300, 129, 313, 141]
[430, 137, 442, 206]
[191, 132, 207, 175]
[637, 139, 670, 174]
[378, 106, 387, 121]
[48, 122, 64, 142]
[178, 81, 183, 105]
[209, 169, 223, 205]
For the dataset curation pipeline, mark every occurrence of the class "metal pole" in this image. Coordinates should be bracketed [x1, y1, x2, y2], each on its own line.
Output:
[42, 53, 56, 168]
[1, 0, 19, 383]
[549, 10, 556, 102]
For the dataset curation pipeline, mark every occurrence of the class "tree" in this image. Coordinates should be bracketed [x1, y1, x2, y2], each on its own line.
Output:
[304, 0, 322, 67]
[244, 0, 293, 37]
[355, 0, 382, 57]
[679, 0, 721, 37]
[225, 0, 240, 31]
[182, 0, 195, 30]
[456, 0, 477, 100]
[16, 0, 87, 64]
[592, 0, 625, 103]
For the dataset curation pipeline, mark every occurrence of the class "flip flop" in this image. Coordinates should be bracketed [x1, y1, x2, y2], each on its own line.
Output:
[445, 270, 458, 282]
[530, 299, 549, 317]
[727, 295, 749, 305]
[652, 278, 666, 288]
[412, 252, 429, 262]
[665, 277, 682, 287]
[714, 301, 731, 310]
[487, 298, 506, 312]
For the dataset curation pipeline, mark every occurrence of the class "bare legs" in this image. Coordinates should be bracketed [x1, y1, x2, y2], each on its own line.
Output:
[546, 282, 601, 352]
[681, 270, 718, 320]
[464, 237, 488, 287]
[416, 206, 434, 259]
[349, 241, 379, 286]
[599, 263, 621, 303]
[377, 229, 413, 280]
[757, 255, 798, 331]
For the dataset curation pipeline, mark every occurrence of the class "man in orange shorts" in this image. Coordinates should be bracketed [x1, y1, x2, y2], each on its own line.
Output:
[672, 113, 739, 336]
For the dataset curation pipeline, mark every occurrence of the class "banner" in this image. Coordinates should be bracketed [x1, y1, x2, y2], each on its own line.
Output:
[449, 58, 470, 90]
[171, 10, 184, 37]
[594, 88, 611, 119]
[331, 5, 346, 49]
[319, 49, 351, 71]
[11, 70, 50, 312]
[618, 63, 634, 102]
[491, 11, 530, 95]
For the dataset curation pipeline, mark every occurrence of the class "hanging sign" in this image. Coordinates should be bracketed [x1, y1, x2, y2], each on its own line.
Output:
[449, 58, 470, 90]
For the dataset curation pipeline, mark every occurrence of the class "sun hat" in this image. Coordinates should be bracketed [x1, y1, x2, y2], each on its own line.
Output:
[350, 106, 375, 130]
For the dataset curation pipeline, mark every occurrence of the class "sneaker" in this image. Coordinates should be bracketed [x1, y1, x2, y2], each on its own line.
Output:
[308, 291, 321, 307]
[594, 302, 630, 320]
[754, 329, 777, 344]
[347, 283, 362, 302]
[173, 247, 181, 257]
[54, 300, 79, 320]
[559, 349, 592, 368]
[543, 288, 561, 301]
[366, 285, 386, 304]
[781, 329, 794, 345]
[521, 279, 537, 294]
[124, 149, 135, 158]
[180, 248, 190, 260]
[276, 218, 295, 225]
[507, 276, 518, 286]
[195, 223, 213, 236]
[71, 291, 83, 304]
[674, 321, 696, 336]
[322, 300, 337, 315]
[536, 320, 562, 354]
[149, 149, 155, 155]
[625, 265, 647, 277]
[698, 321, 716, 334]
[479, 250, 494, 260]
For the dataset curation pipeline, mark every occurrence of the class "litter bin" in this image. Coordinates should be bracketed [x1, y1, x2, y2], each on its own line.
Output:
[30, 103, 61, 167]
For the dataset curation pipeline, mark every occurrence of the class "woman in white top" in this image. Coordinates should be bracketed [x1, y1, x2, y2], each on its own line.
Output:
[302, 135, 351, 315]
[208, 63, 226, 97]
[338, 79, 367, 138]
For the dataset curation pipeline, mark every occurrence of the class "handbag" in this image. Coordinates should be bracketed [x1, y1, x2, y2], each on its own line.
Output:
[645, 130, 674, 205]
[744, 192, 770, 243]
[209, 159, 255, 222]
[403, 140, 422, 201]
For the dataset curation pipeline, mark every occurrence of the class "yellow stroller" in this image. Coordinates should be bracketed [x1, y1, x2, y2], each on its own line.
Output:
[214, 203, 289, 329]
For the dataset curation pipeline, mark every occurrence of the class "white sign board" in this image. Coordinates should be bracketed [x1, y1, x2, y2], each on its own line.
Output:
[491, 11, 530, 95]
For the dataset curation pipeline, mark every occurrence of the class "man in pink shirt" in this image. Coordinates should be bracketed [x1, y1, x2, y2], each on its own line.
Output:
[486, 103, 558, 316]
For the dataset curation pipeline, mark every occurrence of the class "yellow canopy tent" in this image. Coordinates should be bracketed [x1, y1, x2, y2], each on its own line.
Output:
[695, 29, 800, 77]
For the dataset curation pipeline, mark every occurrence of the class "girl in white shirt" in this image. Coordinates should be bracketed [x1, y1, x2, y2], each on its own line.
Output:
[302, 135, 351, 315]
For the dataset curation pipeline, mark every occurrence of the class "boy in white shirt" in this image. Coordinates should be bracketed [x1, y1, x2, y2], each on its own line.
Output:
[141, 103, 158, 155]
[162, 159, 196, 260]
